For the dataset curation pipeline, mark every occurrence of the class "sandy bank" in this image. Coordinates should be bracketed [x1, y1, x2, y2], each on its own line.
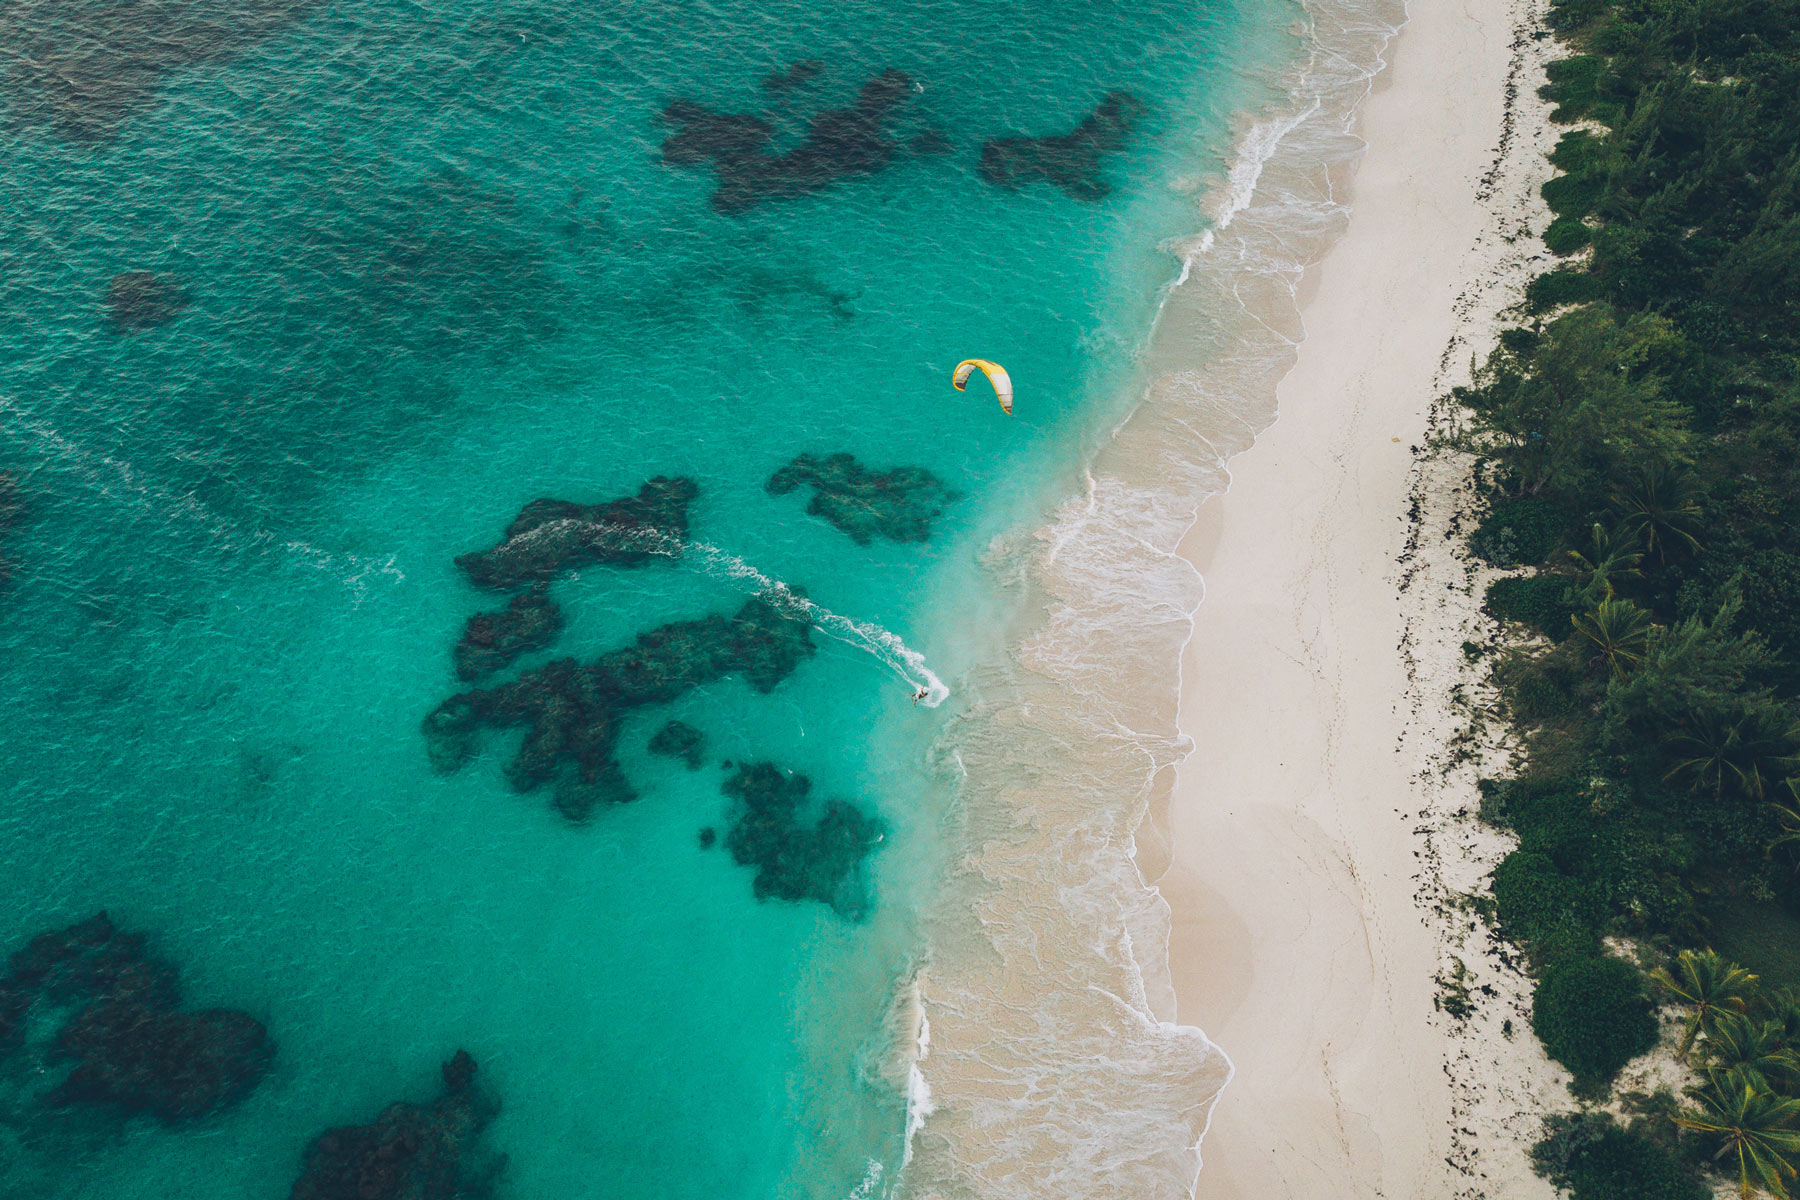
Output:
[1156, 0, 1571, 1195]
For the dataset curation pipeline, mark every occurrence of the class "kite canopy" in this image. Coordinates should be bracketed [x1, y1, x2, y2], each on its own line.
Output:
[952, 359, 1013, 415]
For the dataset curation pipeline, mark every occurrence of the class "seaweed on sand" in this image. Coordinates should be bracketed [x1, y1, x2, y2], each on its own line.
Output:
[455, 477, 699, 590]
[424, 596, 816, 822]
[766, 453, 959, 545]
[978, 91, 1145, 201]
[648, 720, 706, 769]
[721, 763, 885, 919]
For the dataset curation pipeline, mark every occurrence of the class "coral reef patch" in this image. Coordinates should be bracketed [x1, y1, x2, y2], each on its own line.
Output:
[721, 763, 885, 919]
[0, 913, 273, 1123]
[289, 1050, 504, 1200]
[0, 471, 22, 587]
[977, 91, 1145, 201]
[659, 70, 916, 213]
[762, 60, 824, 92]
[106, 272, 191, 331]
[766, 453, 958, 544]
[425, 597, 816, 821]
[1, 0, 318, 141]
[455, 477, 698, 589]
[454, 586, 564, 681]
[648, 719, 706, 769]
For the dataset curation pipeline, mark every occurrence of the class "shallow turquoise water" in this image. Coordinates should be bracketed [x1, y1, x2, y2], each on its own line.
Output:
[0, 1, 1294, 1196]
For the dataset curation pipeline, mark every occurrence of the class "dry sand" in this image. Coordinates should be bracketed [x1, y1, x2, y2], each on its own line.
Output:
[1155, 0, 1577, 1194]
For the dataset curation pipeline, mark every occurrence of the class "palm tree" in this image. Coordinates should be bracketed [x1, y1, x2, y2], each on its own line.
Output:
[1706, 1011, 1800, 1089]
[1612, 463, 1704, 564]
[1563, 521, 1644, 601]
[1651, 949, 1758, 1060]
[1675, 1067, 1800, 1197]
[1572, 597, 1655, 678]
[1668, 710, 1800, 801]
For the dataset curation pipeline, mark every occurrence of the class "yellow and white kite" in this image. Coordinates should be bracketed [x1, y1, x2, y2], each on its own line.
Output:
[952, 359, 1013, 416]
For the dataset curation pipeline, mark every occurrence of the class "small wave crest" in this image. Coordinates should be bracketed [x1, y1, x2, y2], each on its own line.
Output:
[0, 394, 404, 598]
[507, 518, 949, 705]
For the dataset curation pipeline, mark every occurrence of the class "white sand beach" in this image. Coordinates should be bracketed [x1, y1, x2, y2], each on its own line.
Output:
[1156, 0, 1572, 1194]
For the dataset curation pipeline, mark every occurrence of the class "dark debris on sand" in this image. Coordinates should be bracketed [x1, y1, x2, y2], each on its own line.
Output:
[289, 1050, 504, 1200]
[978, 91, 1146, 201]
[424, 596, 816, 822]
[721, 763, 885, 919]
[648, 719, 706, 769]
[106, 271, 191, 331]
[455, 477, 698, 590]
[454, 586, 564, 681]
[767, 453, 959, 545]
[659, 70, 916, 213]
[0, 913, 273, 1123]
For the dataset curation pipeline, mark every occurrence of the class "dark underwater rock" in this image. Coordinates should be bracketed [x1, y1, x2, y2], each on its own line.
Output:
[766, 453, 958, 545]
[289, 1050, 504, 1200]
[0, 913, 272, 1123]
[721, 763, 885, 919]
[0, 471, 21, 587]
[106, 272, 190, 331]
[648, 719, 706, 769]
[660, 69, 916, 213]
[978, 91, 1145, 201]
[763, 60, 824, 91]
[2, 0, 318, 141]
[424, 596, 816, 821]
[455, 477, 698, 590]
[454, 586, 563, 681]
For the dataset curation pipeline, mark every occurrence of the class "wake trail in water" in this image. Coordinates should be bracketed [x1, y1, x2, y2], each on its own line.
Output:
[511, 518, 949, 706]
[0, 396, 404, 598]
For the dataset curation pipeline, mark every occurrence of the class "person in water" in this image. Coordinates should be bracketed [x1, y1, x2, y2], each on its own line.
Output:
[912, 688, 927, 704]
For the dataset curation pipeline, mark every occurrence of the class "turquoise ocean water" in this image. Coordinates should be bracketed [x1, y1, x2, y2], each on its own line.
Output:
[0, 1, 1299, 1196]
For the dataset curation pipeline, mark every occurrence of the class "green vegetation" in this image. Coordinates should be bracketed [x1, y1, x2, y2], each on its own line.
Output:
[1461, 0, 1800, 1191]
[1533, 1111, 1706, 1200]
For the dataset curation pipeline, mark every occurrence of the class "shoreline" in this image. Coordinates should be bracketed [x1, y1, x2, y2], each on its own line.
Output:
[1156, 0, 1569, 1194]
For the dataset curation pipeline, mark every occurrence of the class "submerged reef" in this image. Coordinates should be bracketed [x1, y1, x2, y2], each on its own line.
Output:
[0, 471, 22, 587]
[648, 719, 706, 769]
[0, 913, 273, 1122]
[454, 586, 563, 681]
[659, 69, 916, 213]
[978, 91, 1145, 201]
[425, 597, 816, 821]
[722, 763, 885, 919]
[1, 0, 317, 141]
[106, 272, 191, 331]
[762, 60, 824, 92]
[455, 477, 698, 589]
[766, 453, 959, 545]
[289, 1050, 504, 1200]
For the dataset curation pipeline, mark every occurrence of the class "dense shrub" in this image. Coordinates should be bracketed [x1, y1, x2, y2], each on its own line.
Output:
[1531, 1112, 1704, 1200]
[1526, 268, 1606, 311]
[1531, 953, 1657, 1082]
[1545, 216, 1593, 256]
[1486, 576, 1577, 638]
[1493, 851, 1599, 958]
[1540, 55, 1607, 121]
[1472, 497, 1568, 565]
[1542, 172, 1606, 220]
[1548, 130, 1606, 174]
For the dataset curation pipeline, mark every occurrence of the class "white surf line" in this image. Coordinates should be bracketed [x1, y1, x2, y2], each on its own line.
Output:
[505, 518, 949, 706]
[0, 396, 404, 598]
